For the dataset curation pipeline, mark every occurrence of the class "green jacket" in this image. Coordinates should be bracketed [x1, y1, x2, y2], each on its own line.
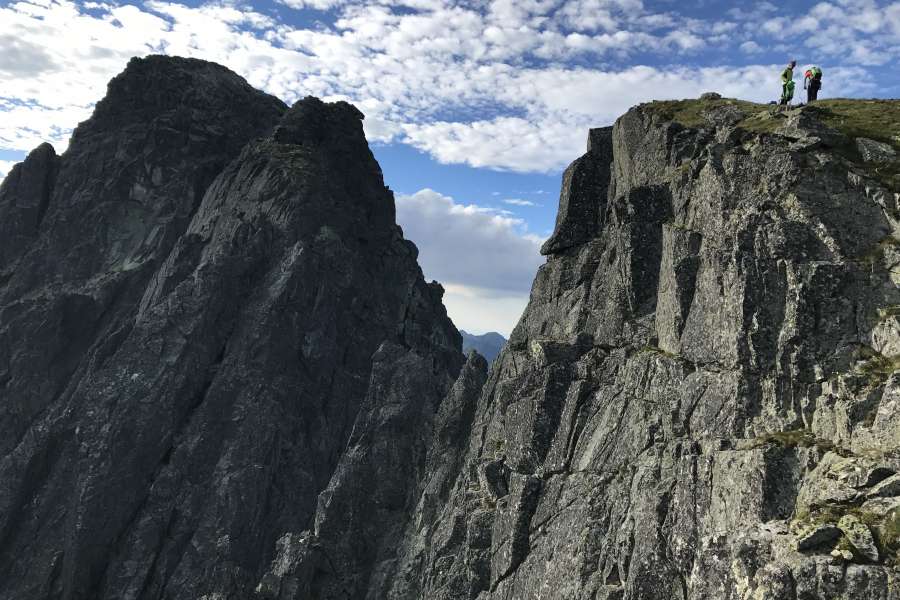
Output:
[781, 66, 794, 84]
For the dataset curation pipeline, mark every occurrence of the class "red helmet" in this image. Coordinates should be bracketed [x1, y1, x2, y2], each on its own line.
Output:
[805, 70, 813, 78]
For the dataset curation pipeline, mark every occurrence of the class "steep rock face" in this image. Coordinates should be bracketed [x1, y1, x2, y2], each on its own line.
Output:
[0, 56, 287, 460]
[4, 56, 899, 600]
[384, 100, 900, 599]
[0, 56, 465, 600]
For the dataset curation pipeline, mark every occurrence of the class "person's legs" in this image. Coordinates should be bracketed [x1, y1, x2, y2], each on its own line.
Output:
[810, 83, 819, 101]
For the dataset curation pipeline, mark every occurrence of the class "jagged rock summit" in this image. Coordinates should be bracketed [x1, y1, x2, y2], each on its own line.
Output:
[0, 55, 466, 599]
[2, 56, 900, 600]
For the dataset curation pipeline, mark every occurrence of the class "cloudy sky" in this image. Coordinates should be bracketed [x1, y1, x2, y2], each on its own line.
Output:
[2, 0, 899, 335]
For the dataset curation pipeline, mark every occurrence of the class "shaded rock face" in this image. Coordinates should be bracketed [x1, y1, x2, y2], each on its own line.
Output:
[0, 56, 466, 599]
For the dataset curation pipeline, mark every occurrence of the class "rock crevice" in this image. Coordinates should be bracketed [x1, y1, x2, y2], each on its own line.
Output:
[1, 62, 899, 600]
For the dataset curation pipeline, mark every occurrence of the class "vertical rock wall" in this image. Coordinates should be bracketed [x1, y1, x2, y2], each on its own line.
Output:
[384, 101, 900, 600]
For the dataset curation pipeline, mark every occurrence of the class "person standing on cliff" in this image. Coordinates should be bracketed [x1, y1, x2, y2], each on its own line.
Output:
[804, 66, 823, 102]
[780, 60, 797, 105]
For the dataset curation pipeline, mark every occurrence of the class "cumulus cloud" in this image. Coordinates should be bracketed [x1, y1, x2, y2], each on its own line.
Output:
[277, 0, 347, 9]
[442, 285, 530, 337]
[0, 101, 93, 152]
[2, 0, 896, 332]
[403, 117, 586, 172]
[0, 0, 895, 173]
[397, 189, 543, 336]
[394, 188, 543, 333]
[0, 160, 17, 180]
[736, 0, 900, 66]
[739, 40, 762, 54]
[396, 189, 543, 292]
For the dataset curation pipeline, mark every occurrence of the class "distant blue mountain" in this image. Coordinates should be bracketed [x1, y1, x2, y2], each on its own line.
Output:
[460, 330, 507, 362]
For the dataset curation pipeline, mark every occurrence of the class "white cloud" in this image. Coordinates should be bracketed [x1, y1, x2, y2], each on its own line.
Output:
[737, 0, 900, 66]
[402, 116, 585, 172]
[442, 284, 529, 337]
[277, 0, 347, 9]
[396, 188, 543, 292]
[0, 160, 17, 180]
[739, 40, 762, 54]
[0, 0, 894, 174]
[503, 198, 538, 206]
[0, 101, 93, 152]
[395, 188, 543, 333]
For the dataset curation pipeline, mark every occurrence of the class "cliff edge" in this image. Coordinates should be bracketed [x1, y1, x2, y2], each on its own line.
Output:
[1, 57, 899, 600]
[375, 97, 900, 600]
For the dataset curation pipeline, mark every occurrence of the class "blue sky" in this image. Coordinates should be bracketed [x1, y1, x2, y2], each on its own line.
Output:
[1, 0, 899, 335]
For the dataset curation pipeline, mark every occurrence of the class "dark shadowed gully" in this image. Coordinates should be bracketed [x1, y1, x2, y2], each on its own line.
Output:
[0, 56, 898, 599]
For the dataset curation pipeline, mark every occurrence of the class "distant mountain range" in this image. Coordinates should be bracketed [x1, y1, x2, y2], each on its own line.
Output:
[460, 330, 507, 362]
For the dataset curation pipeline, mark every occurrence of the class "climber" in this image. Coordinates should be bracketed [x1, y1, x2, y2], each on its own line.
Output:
[804, 66, 823, 102]
[780, 60, 797, 105]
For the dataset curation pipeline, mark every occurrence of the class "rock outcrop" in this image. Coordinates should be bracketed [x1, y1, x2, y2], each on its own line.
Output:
[2, 57, 899, 600]
[377, 98, 900, 599]
[0, 56, 465, 599]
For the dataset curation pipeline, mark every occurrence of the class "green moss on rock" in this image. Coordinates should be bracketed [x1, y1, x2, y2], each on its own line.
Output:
[749, 428, 844, 454]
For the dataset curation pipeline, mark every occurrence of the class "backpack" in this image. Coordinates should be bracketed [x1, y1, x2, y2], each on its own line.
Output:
[810, 66, 822, 80]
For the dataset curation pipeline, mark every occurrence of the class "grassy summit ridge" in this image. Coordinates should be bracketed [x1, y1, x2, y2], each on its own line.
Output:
[640, 97, 900, 188]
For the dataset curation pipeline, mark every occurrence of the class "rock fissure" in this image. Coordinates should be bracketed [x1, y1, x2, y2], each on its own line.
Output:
[2, 64, 900, 599]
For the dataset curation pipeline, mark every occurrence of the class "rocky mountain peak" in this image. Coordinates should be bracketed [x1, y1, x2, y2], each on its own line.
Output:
[0, 56, 463, 599]
[375, 96, 900, 600]
[1, 57, 899, 600]
[77, 55, 286, 137]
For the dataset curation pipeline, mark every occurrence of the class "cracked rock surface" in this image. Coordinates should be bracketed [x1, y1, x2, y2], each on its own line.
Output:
[0, 56, 464, 599]
[373, 99, 900, 600]
[1, 59, 899, 600]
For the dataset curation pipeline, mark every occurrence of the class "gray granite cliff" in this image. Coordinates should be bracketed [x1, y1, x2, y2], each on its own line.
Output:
[1, 57, 898, 599]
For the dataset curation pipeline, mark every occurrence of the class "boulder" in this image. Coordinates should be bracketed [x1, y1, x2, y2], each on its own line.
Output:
[838, 515, 880, 562]
[857, 137, 897, 162]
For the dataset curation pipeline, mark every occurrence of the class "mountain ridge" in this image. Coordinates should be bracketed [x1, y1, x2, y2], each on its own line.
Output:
[1, 56, 899, 600]
[0, 55, 464, 599]
[460, 330, 507, 362]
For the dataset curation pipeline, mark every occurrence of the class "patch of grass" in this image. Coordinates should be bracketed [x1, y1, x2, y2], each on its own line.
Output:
[641, 98, 900, 146]
[792, 504, 900, 564]
[665, 220, 694, 232]
[493, 438, 506, 456]
[747, 428, 855, 457]
[882, 507, 900, 565]
[855, 349, 900, 389]
[876, 305, 900, 322]
[806, 100, 900, 189]
[640, 98, 900, 189]
[750, 428, 841, 452]
[809, 100, 900, 150]
[856, 235, 900, 271]
[639, 345, 679, 359]
[793, 505, 844, 530]
[738, 110, 788, 135]
[640, 98, 772, 130]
